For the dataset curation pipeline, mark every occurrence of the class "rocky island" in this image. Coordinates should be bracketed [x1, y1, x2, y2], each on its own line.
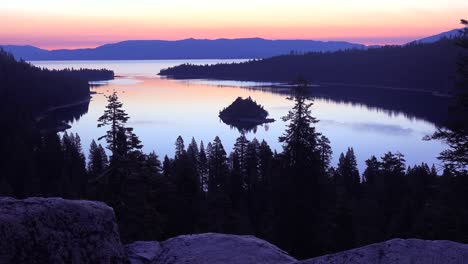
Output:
[219, 96, 275, 132]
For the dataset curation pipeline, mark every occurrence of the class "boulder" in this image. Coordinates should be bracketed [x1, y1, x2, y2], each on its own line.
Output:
[300, 238, 468, 264]
[125, 241, 161, 264]
[125, 233, 296, 264]
[0, 197, 126, 264]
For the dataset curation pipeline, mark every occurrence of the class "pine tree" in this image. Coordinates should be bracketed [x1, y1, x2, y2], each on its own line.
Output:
[258, 140, 274, 183]
[88, 139, 109, 178]
[381, 151, 406, 176]
[318, 135, 333, 173]
[233, 134, 249, 177]
[198, 141, 209, 194]
[163, 155, 172, 178]
[61, 132, 87, 198]
[172, 136, 200, 233]
[97, 91, 129, 153]
[37, 133, 63, 196]
[97, 91, 142, 162]
[245, 138, 260, 193]
[114, 126, 143, 161]
[208, 136, 228, 195]
[338, 147, 360, 195]
[146, 151, 162, 175]
[187, 137, 199, 162]
[427, 20, 468, 174]
[362, 155, 380, 185]
[175, 136, 186, 159]
[279, 80, 321, 167]
[277, 78, 328, 258]
[206, 136, 233, 233]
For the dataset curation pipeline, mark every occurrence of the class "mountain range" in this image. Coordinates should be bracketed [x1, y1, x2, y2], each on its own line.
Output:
[0, 29, 462, 61]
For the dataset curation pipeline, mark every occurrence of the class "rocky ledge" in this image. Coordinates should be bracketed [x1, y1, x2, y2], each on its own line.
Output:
[300, 238, 468, 264]
[1, 197, 468, 264]
[125, 233, 296, 264]
[0, 197, 126, 264]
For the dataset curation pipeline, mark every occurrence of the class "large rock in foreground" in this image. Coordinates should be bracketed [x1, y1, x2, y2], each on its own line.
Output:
[125, 233, 296, 264]
[300, 238, 468, 264]
[0, 197, 126, 264]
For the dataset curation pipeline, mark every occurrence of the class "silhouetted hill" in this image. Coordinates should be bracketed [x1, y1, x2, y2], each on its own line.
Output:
[0, 45, 49, 59]
[411, 28, 463, 44]
[1, 38, 365, 60]
[160, 39, 461, 93]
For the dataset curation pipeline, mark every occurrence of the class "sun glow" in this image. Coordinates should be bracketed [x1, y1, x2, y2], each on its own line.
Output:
[1, 0, 467, 49]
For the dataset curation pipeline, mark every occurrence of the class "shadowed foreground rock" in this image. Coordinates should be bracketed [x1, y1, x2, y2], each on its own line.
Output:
[2, 197, 468, 264]
[0, 197, 126, 264]
[125, 233, 296, 264]
[300, 238, 468, 264]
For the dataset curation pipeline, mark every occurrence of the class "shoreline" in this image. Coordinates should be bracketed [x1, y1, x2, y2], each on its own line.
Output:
[161, 75, 453, 98]
[35, 95, 92, 133]
[36, 96, 91, 122]
[259, 82, 453, 98]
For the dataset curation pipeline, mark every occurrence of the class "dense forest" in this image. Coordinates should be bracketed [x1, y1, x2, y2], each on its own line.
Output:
[0, 22, 467, 261]
[0, 49, 113, 114]
[160, 38, 462, 94]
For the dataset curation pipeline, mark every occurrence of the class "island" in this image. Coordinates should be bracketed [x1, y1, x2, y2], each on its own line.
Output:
[219, 96, 275, 132]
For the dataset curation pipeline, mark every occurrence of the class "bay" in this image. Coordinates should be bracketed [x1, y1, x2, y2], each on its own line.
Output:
[31, 60, 446, 172]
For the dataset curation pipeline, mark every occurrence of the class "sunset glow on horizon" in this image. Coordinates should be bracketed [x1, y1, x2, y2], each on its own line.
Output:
[2, 0, 468, 49]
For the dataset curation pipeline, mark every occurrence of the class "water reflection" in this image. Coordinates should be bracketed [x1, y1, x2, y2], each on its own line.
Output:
[221, 119, 273, 134]
[38, 100, 90, 133]
[248, 85, 450, 127]
[321, 120, 414, 136]
[31, 60, 446, 171]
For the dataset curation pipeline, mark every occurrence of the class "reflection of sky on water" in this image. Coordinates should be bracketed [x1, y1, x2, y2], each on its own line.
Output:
[321, 120, 414, 136]
[32, 60, 446, 172]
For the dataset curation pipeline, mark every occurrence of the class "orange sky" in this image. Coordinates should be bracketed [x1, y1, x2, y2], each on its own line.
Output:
[1, 0, 467, 49]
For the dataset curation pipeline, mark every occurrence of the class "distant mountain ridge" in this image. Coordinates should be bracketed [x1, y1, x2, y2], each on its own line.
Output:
[1, 38, 366, 60]
[411, 28, 463, 44]
[1, 29, 461, 61]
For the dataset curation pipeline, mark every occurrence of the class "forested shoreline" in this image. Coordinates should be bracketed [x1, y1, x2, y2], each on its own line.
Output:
[0, 49, 113, 115]
[160, 38, 461, 94]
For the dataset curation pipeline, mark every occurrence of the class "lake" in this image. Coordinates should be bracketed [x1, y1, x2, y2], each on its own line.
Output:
[31, 60, 446, 172]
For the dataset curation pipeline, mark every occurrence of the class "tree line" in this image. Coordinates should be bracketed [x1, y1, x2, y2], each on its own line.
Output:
[160, 38, 461, 94]
[0, 49, 113, 115]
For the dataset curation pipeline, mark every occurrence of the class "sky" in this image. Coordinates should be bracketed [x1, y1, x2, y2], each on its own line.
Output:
[1, 0, 467, 49]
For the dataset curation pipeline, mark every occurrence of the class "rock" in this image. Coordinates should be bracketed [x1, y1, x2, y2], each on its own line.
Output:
[125, 241, 161, 264]
[299, 238, 468, 264]
[125, 233, 296, 264]
[3, 197, 468, 264]
[0, 197, 127, 264]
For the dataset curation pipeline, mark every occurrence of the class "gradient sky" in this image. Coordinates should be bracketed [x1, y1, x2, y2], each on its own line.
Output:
[2, 0, 467, 49]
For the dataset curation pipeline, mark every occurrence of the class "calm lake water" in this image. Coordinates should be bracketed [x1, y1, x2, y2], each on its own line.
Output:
[31, 60, 446, 172]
